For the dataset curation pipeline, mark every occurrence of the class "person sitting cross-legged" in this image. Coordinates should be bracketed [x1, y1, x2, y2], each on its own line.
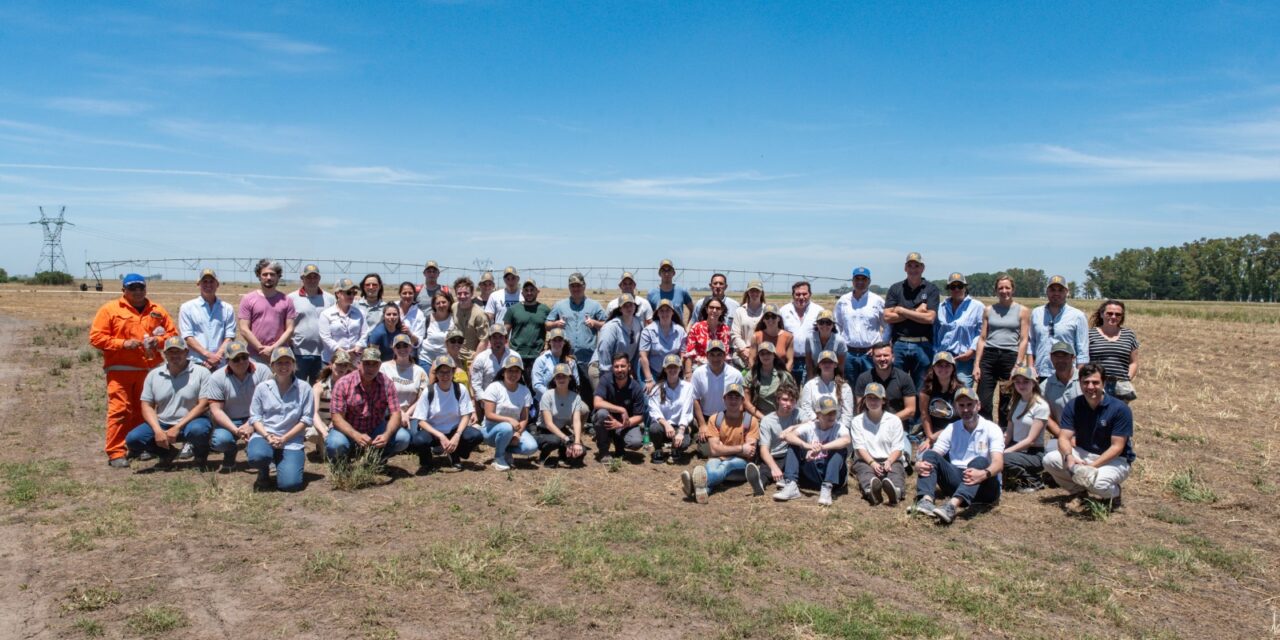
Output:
[771, 396, 853, 507]
[681, 383, 765, 503]
[245, 346, 313, 491]
[909, 387, 1004, 525]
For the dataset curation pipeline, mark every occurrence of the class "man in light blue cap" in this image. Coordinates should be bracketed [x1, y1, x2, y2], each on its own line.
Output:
[834, 266, 888, 387]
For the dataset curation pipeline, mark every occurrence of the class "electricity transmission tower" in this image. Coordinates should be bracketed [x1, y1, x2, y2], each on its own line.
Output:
[32, 206, 73, 274]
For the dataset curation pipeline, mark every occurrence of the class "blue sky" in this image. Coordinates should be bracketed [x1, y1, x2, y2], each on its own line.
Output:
[1, 1, 1278, 288]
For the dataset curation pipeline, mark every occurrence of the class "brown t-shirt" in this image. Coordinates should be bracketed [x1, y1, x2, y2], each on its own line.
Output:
[707, 411, 759, 460]
[452, 302, 490, 360]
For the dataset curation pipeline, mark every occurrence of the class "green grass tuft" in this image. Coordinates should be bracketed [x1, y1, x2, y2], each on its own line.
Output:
[126, 605, 189, 636]
[1166, 469, 1218, 503]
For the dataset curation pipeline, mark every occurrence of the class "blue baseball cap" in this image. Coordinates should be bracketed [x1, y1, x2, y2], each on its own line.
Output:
[851, 267, 871, 278]
[122, 273, 146, 287]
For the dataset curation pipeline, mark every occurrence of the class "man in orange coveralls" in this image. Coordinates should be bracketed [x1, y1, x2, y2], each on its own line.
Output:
[89, 273, 178, 468]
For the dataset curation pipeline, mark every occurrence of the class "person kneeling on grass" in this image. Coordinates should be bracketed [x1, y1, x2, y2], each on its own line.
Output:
[1003, 365, 1050, 493]
[410, 355, 483, 473]
[682, 383, 766, 503]
[536, 363, 588, 467]
[771, 396, 852, 507]
[592, 352, 648, 464]
[1042, 363, 1135, 508]
[203, 341, 269, 473]
[850, 383, 906, 506]
[125, 337, 213, 469]
[479, 354, 539, 471]
[246, 347, 313, 491]
[309, 350, 356, 461]
[909, 387, 1004, 525]
[647, 353, 696, 464]
[325, 347, 411, 462]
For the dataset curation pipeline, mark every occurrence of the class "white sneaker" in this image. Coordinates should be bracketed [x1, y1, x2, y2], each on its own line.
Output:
[493, 459, 511, 471]
[692, 465, 709, 504]
[882, 478, 900, 506]
[818, 483, 833, 507]
[772, 480, 801, 501]
[745, 463, 765, 496]
[177, 443, 194, 460]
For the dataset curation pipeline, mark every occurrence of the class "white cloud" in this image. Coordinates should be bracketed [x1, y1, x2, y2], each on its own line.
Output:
[1031, 144, 1280, 182]
[47, 97, 150, 116]
[129, 190, 292, 212]
[216, 31, 331, 55]
[0, 118, 168, 151]
[308, 165, 436, 183]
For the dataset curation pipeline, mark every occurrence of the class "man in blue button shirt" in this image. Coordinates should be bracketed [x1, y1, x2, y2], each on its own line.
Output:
[1043, 363, 1134, 505]
[1029, 275, 1089, 379]
[546, 272, 606, 406]
[178, 268, 237, 370]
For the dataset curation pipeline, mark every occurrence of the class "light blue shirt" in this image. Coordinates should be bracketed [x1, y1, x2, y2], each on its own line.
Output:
[249, 377, 314, 450]
[1029, 304, 1090, 377]
[591, 317, 643, 366]
[178, 296, 237, 364]
[934, 296, 985, 357]
[638, 322, 687, 381]
[531, 350, 579, 396]
[547, 297, 606, 361]
[933, 417, 1004, 469]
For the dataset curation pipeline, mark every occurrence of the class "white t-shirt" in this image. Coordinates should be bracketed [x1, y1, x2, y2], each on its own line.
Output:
[479, 380, 532, 422]
[420, 314, 455, 365]
[790, 421, 852, 452]
[485, 289, 522, 323]
[797, 376, 856, 426]
[379, 361, 427, 411]
[851, 411, 905, 460]
[410, 382, 475, 432]
[690, 364, 744, 417]
[1009, 396, 1050, 448]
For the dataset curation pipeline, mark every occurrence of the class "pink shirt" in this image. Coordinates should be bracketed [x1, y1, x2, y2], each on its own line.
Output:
[238, 290, 297, 347]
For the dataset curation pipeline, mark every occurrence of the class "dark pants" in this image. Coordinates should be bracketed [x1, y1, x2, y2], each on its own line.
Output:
[977, 347, 1019, 422]
[649, 422, 693, 454]
[533, 430, 586, 465]
[522, 357, 537, 390]
[295, 355, 324, 385]
[592, 409, 643, 456]
[410, 424, 483, 464]
[1003, 449, 1045, 482]
[576, 360, 595, 409]
[790, 361, 807, 387]
[851, 457, 906, 497]
[783, 445, 847, 488]
[915, 450, 1000, 506]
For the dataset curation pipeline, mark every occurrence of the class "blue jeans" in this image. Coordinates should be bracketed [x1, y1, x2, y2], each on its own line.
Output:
[954, 359, 974, 388]
[125, 417, 213, 458]
[295, 355, 324, 385]
[480, 419, 539, 463]
[790, 361, 807, 387]
[410, 423, 483, 463]
[324, 422, 411, 461]
[893, 340, 934, 391]
[246, 437, 305, 491]
[209, 417, 248, 458]
[784, 446, 848, 487]
[914, 450, 1000, 506]
[843, 351, 874, 386]
[705, 456, 748, 492]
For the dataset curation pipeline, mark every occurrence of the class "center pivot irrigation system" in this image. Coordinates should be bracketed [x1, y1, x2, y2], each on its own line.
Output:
[84, 258, 852, 295]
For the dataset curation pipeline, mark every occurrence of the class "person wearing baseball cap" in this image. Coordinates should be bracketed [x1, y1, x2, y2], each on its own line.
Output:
[535, 362, 588, 467]
[484, 266, 522, 325]
[882, 252, 941, 392]
[798, 350, 855, 429]
[124, 336, 214, 469]
[591, 352, 648, 464]
[409, 354, 483, 473]
[772, 395, 854, 507]
[590, 292, 644, 393]
[203, 340, 271, 473]
[308, 349, 357, 461]
[547, 272, 606, 406]
[647, 259, 695, 324]
[934, 272, 984, 388]
[324, 345, 411, 462]
[974, 273, 1030, 423]
[90, 272, 179, 467]
[238, 259, 298, 365]
[684, 295, 733, 370]
[244, 345, 313, 491]
[638, 299, 688, 396]
[729, 280, 767, 367]
[606, 271, 654, 324]
[917, 350, 963, 453]
[469, 324, 513, 392]
[318, 277, 365, 366]
[1030, 275, 1089, 379]
[647, 353, 696, 464]
[834, 266, 888, 388]
[415, 260, 453, 312]
[1039, 340, 1081, 438]
[848, 383, 907, 507]
[380, 334, 429, 445]
[477, 353, 539, 471]
[475, 270, 496, 307]
[178, 268, 237, 371]
[910, 386, 1004, 525]
[503, 277, 551, 387]
[688, 339, 745, 457]
[288, 264, 337, 384]
[530, 328, 579, 418]
[1002, 365, 1051, 493]
[681, 382, 765, 503]
[1042, 363, 1135, 509]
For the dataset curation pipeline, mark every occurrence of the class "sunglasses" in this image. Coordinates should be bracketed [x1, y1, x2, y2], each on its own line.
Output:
[125, 284, 146, 291]
[394, 344, 412, 349]
[947, 284, 965, 290]
[1104, 312, 1124, 318]
[448, 338, 464, 344]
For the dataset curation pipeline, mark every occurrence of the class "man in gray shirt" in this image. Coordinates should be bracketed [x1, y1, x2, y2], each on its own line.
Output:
[1040, 340, 1082, 440]
[288, 264, 336, 384]
[757, 382, 801, 489]
[204, 341, 271, 472]
[125, 337, 213, 468]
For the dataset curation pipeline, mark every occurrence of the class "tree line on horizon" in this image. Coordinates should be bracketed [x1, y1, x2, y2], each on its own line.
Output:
[1085, 233, 1280, 302]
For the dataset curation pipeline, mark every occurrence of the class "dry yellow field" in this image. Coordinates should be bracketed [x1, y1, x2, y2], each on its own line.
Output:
[0, 281, 1276, 639]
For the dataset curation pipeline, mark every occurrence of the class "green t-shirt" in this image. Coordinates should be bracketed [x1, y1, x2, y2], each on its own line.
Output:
[504, 302, 551, 359]
[744, 368, 794, 416]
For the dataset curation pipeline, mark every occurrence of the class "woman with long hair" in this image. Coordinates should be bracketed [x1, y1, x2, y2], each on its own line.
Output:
[361, 304, 412, 362]
[1088, 299, 1140, 402]
[750, 303, 794, 370]
[246, 347, 314, 492]
[639, 300, 687, 394]
[478, 354, 539, 471]
[309, 351, 355, 461]
[531, 328, 578, 411]
[380, 334, 428, 434]
[354, 273, 388, 331]
[591, 293, 643, 386]
[729, 280, 767, 367]
[647, 353, 696, 464]
[1003, 365, 1050, 492]
[804, 310, 846, 378]
[418, 292, 456, 369]
[743, 341, 796, 420]
[850, 382, 906, 506]
[797, 351, 855, 427]
[684, 298, 733, 369]
[917, 351, 963, 453]
[535, 363, 587, 467]
[410, 355, 483, 473]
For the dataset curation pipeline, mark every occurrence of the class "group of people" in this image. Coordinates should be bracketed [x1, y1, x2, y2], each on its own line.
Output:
[88, 253, 1139, 521]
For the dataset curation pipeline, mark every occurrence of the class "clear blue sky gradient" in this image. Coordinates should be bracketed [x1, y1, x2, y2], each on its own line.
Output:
[1, 1, 1278, 286]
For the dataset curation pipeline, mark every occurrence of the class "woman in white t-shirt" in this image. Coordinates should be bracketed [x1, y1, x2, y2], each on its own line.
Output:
[380, 334, 428, 428]
[479, 354, 539, 471]
[1003, 364, 1050, 492]
[417, 293, 456, 370]
[409, 355, 482, 473]
[849, 383, 907, 506]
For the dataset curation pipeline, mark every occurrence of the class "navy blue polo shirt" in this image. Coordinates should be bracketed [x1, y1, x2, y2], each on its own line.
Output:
[1061, 394, 1135, 462]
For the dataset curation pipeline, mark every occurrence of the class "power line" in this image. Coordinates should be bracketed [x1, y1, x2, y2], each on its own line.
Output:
[31, 206, 73, 274]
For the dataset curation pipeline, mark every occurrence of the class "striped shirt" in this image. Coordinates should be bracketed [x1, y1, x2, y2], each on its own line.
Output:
[1087, 327, 1139, 382]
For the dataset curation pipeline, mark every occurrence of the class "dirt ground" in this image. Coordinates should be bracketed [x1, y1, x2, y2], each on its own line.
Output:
[0, 282, 1276, 639]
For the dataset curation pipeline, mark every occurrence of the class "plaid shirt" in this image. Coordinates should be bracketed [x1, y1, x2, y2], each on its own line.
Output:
[330, 372, 397, 434]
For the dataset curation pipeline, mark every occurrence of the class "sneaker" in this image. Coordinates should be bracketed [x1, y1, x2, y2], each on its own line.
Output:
[138, 451, 154, 461]
[818, 483, 833, 507]
[680, 470, 694, 499]
[1017, 477, 1046, 493]
[867, 477, 884, 506]
[650, 450, 666, 464]
[597, 454, 614, 465]
[193, 456, 210, 472]
[692, 465, 709, 504]
[107, 457, 129, 469]
[493, 459, 512, 472]
[933, 501, 957, 525]
[415, 462, 434, 476]
[253, 475, 273, 492]
[909, 497, 936, 517]
[745, 463, 765, 496]
[772, 480, 801, 501]
[882, 478, 900, 506]
[155, 450, 177, 469]
[537, 448, 555, 466]
[177, 442, 194, 460]
[447, 454, 463, 472]
[696, 440, 711, 459]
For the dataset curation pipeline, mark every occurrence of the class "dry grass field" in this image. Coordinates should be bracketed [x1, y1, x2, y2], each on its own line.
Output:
[0, 281, 1276, 639]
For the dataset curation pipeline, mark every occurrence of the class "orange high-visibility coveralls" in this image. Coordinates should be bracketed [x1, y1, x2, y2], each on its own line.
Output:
[88, 297, 177, 460]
